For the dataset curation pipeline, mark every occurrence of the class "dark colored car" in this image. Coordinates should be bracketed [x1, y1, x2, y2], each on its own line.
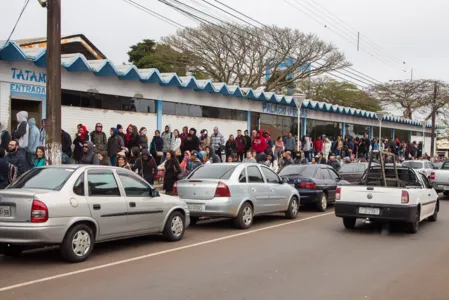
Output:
[338, 163, 370, 184]
[279, 164, 349, 212]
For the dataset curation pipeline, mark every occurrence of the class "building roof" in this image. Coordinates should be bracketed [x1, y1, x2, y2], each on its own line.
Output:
[0, 40, 436, 129]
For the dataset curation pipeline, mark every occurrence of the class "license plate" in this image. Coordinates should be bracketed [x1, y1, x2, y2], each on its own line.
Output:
[187, 204, 204, 211]
[358, 207, 380, 215]
[0, 206, 11, 217]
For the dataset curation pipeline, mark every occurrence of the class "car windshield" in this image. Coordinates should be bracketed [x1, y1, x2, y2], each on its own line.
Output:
[402, 161, 423, 169]
[8, 168, 75, 191]
[278, 165, 316, 177]
[188, 165, 237, 180]
[340, 164, 366, 173]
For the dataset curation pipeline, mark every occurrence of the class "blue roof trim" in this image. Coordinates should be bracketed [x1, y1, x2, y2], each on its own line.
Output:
[0, 40, 440, 129]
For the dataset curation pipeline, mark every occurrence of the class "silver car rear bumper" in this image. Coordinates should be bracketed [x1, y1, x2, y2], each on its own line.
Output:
[183, 198, 237, 218]
[0, 222, 66, 245]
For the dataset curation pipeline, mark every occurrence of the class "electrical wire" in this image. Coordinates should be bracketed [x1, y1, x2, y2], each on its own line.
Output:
[3, 0, 30, 46]
[122, 0, 184, 28]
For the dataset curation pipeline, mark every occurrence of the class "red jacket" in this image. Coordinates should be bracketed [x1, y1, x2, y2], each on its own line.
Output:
[236, 136, 245, 153]
[314, 139, 323, 152]
[252, 131, 267, 153]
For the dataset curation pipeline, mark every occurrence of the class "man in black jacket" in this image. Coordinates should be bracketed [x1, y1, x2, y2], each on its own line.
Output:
[61, 130, 72, 164]
[5, 140, 29, 176]
[317, 152, 327, 164]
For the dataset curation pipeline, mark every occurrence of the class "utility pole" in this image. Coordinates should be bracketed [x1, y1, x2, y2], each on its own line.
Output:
[43, 0, 62, 165]
[431, 81, 437, 156]
[410, 68, 413, 82]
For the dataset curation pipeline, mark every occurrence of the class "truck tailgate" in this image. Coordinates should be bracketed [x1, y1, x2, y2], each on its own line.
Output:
[339, 186, 403, 205]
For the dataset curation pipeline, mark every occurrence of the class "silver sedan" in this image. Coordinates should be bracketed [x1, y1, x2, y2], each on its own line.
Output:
[173, 163, 300, 229]
[0, 165, 190, 263]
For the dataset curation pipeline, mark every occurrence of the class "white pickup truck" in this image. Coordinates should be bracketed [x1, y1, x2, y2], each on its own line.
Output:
[334, 166, 439, 233]
[430, 161, 449, 195]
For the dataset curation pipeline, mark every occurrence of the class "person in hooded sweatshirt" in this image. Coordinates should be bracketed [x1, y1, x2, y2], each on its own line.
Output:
[61, 129, 73, 164]
[161, 125, 174, 155]
[80, 141, 100, 165]
[73, 124, 89, 163]
[27, 118, 40, 166]
[252, 130, 267, 160]
[183, 128, 200, 153]
[180, 126, 189, 153]
[186, 151, 203, 175]
[6, 140, 29, 176]
[90, 123, 107, 154]
[0, 122, 11, 151]
[0, 147, 17, 188]
[108, 128, 124, 167]
[150, 130, 164, 165]
[98, 151, 111, 166]
[133, 149, 158, 185]
[200, 129, 210, 150]
[13, 111, 29, 155]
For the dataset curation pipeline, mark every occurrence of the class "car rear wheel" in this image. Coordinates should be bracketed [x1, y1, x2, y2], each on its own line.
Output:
[60, 224, 94, 263]
[343, 218, 356, 229]
[407, 208, 420, 234]
[428, 201, 439, 222]
[285, 197, 299, 219]
[163, 211, 185, 242]
[0, 245, 24, 257]
[316, 193, 328, 212]
[234, 202, 253, 229]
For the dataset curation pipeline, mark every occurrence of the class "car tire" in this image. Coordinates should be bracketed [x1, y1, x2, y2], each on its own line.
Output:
[343, 218, 356, 229]
[428, 201, 439, 222]
[163, 211, 185, 242]
[60, 224, 94, 263]
[234, 202, 253, 229]
[407, 208, 420, 234]
[190, 217, 199, 226]
[316, 193, 328, 212]
[0, 245, 24, 257]
[285, 197, 299, 219]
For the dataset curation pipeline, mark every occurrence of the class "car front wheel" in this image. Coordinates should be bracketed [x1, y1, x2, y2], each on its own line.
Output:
[60, 224, 94, 263]
[407, 208, 420, 234]
[285, 197, 299, 219]
[316, 193, 328, 212]
[163, 211, 185, 242]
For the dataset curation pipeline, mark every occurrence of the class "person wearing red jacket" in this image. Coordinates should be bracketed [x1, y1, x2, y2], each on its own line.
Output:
[252, 130, 267, 160]
[314, 136, 324, 153]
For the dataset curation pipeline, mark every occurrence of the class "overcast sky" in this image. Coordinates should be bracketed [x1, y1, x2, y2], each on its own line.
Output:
[1, 0, 448, 87]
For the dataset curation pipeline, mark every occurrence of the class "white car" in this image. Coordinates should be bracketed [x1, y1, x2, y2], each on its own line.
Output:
[334, 165, 438, 233]
[402, 160, 434, 177]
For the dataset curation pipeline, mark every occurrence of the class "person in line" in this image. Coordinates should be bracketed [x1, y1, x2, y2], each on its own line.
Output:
[283, 132, 295, 153]
[266, 153, 279, 173]
[180, 150, 190, 170]
[33, 146, 46, 168]
[6, 140, 29, 176]
[13, 111, 29, 157]
[183, 128, 200, 153]
[0, 122, 11, 150]
[98, 151, 111, 166]
[263, 131, 273, 155]
[61, 129, 73, 164]
[0, 148, 17, 189]
[125, 124, 140, 151]
[27, 118, 40, 166]
[210, 127, 225, 162]
[39, 119, 47, 147]
[310, 157, 317, 164]
[235, 130, 247, 162]
[108, 127, 123, 167]
[163, 150, 182, 195]
[274, 136, 284, 159]
[180, 126, 189, 153]
[139, 127, 149, 150]
[81, 141, 100, 165]
[242, 151, 257, 163]
[227, 155, 234, 163]
[243, 130, 252, 154]
[161, 125, 174, 160]
[328, 154, 341, 171]
[117, 124, 126, 142]
[225, 134, 237, 158]
[73, 124, 89, 163]
[317, 152, 327, 164]
[282, 151, 294, 167]
[252, 130, 267, 160]
[117, 152, 131, 170]
[323, 137, 332, 159]
[150, 130, 164, 165]
[314, 136, 324, 154]
[90, 123, 107, 154]
[200, 129, 210, 150]
[133, 149, 158, 185]
[186, 151, 203, 175]
[173, 129, 182, 161]
[302, 136, 312, 161]
[129, 147, 140, 169]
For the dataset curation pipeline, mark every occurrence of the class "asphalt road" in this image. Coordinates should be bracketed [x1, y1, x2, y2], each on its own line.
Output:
[1, 199, 449, 300]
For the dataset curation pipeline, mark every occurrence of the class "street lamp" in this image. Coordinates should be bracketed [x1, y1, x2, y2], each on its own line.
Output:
[293, 94, 306, 153]
[37, 0, 47, 8]
[376, 111, 387, 144]
[422, 121, 427, 157]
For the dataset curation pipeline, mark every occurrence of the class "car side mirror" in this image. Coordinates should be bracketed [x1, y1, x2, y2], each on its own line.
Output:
[151, 188, 160, 197]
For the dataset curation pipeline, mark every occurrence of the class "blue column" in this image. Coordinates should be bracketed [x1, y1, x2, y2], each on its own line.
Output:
[391, 128, 395, 139]
[156, 100, 162, 131]
[369, 126, 373, 140]
[247, 110, 251, 132]
[341, 122, 346, 137]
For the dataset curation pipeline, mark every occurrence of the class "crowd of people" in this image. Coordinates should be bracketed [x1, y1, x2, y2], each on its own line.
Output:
[0, 110, 445, 194]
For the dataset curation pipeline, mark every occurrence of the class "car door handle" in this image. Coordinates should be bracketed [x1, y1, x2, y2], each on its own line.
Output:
[251, 188, 256, 192]
[93, 204, 101, 210]
[270, 189, 275, 192]
[428, 194, 431, 196]
[129, 202, 136, 208]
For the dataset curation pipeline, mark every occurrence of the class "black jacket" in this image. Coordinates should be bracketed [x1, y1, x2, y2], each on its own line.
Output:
[1, 130, 11, 150]
[243, 135, 252, 152]
[150, 136, 164, 154]
[108, 134, 124, 158]
[133, 155, 157, 184]
[183, 129, 200, 152]
[73, 132, 89, 162]
[225, 140, 237, 156]
[5, 150, 29, 176]
[62, 130, 72, 157]
[0, 158, 10, 189]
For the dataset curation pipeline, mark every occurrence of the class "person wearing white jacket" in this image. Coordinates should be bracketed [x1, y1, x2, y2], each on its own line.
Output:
[173, 129, 182, 160]
[323, 137, 332, 159]
[267, 153, 279, 173]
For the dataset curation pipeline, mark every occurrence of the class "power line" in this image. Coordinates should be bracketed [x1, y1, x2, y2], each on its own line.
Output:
[122, 0, 184, 28]
[4, 0, 30, 46]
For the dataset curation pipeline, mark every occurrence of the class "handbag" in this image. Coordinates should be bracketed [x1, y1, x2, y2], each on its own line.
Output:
[175, 149, 182, 156]
[153, 141, 163, 157]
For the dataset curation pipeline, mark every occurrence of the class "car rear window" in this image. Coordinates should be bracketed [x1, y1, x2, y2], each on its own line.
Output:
[278, 165, 316, 178]
[9, 168, 75, 191]
[402, 161, 423, 169]
[340, 164, 366, 173]
[188, 165, 237, 180]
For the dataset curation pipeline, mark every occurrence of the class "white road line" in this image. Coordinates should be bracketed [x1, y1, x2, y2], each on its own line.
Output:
[0, 212, 334, 293]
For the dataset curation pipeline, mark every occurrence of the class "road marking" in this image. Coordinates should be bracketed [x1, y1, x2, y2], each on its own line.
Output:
[0, 212, 333, 293]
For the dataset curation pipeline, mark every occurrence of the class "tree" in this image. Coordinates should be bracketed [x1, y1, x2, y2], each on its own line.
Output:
[127, 39, 194, 75]
[298, 77, 381, 111]
[162, 23, 351, 92]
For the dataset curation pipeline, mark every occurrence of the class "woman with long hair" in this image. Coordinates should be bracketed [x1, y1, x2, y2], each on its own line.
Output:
[267, 153, 279, 173]
[163, 150, 182, 195]
[225, 134, 237, 158]
[73, 124, 89, 163]
[151, 130, 164, 165]
[117, 152, 131, 170]
[274, 136, 284, 159]
[173, 129, 182, 161]
[34, 146, 46, 167]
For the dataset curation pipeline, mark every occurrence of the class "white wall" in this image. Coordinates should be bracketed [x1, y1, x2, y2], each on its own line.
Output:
[411, 135, 434, 156]
[62, 106, 157, 139]
[162, 114, 246, 140]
